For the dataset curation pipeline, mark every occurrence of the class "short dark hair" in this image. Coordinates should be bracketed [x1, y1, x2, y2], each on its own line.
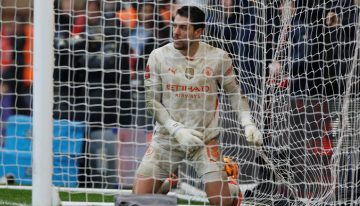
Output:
[176, 5, 205, 30]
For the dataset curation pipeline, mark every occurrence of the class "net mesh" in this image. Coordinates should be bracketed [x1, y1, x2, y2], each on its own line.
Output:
[0, 0, 359, 205]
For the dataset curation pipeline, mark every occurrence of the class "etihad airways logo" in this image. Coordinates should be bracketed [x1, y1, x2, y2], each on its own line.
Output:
[166, 84, 210, 92]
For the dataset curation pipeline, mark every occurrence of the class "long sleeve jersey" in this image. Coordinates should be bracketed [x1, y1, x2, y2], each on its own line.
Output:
[145, 42, 251, 144]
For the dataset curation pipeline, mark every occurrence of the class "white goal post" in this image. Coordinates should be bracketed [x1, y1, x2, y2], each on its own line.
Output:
[0, 0, 360, 205]
[32, 0, 54, 205]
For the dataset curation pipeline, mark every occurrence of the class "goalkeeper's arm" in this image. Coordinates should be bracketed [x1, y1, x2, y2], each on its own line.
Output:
[144, 51, 204, 152]
[223, 79, 263, 146]
[219, 52, 262, 146]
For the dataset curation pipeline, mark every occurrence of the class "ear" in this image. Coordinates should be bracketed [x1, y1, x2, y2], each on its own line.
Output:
[194, 27, 204, 38]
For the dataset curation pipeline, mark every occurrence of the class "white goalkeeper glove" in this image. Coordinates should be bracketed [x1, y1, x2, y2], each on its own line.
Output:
[241, 114, 263, 147]
[164, 119, 204, 152]
[244, 124, 263, 146]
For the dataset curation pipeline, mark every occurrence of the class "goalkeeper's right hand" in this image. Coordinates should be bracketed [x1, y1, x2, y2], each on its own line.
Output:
[164, 119, 204, 152]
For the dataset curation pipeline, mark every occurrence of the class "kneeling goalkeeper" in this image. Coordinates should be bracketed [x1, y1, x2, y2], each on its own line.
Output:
[132, 5, 263, 206]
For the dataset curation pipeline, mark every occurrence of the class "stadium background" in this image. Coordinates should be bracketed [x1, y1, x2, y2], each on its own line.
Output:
[0, 0, 359, 205]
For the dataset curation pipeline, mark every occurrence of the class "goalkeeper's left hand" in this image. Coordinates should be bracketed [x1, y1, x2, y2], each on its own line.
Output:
[244, 124, 263, 147]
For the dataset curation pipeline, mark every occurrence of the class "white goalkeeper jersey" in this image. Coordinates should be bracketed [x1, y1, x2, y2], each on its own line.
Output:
[145, 42, 241, 144]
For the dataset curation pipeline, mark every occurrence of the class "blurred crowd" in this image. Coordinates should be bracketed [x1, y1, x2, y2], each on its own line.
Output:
[0, 0, 358, 135]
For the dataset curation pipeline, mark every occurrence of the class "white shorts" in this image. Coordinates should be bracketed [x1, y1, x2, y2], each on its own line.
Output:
[136, 138, 227, 183]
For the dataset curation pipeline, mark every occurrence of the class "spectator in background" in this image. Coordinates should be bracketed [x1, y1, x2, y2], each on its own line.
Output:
[288, 1, 309, 96]
[0, 22, 15, 145]
[1, 23, 14, 73]
[54, 0, 131, 127]
[249, 1, 314, 202]
[323, 0, 358, 96]
[54, 0, 74, 39]
[128, 0, 170, 130]
[53, 0, 132, 188]
[0, 80, 13, 146]
[1, 17, 33, 116]
[268, 0, 310, 96]
[103, 0, 120, 19]
[157, 0, 180, 24]
[117, 1, 138, 30]
[207, 0, 259, 96]
[159, 1, 171, 23]
[53, 0, 86, 122]
[279, 0, 357, 96]
[303, 0, 327, 96]
[268, 0, 329, 96]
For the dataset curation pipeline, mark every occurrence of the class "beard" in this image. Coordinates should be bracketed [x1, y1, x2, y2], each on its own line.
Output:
[173, 39, 188, 51]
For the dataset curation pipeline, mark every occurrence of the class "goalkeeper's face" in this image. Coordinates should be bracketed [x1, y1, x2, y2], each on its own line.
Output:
[172, 15, 202, 51]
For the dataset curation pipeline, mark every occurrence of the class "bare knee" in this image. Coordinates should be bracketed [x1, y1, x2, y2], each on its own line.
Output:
[132, 175, 162, 194]
[205, 180, 233, 206]
[208, 196, 233, 206]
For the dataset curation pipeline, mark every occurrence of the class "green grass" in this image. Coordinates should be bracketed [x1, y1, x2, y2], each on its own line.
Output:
[0, 189, 31, 205]
[60, 192, 115, 202]
[0, 188, 207, 205]
[0, 189, 115, 205]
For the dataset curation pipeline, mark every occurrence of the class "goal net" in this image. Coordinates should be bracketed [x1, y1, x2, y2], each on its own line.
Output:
[0, 0, 360, 205]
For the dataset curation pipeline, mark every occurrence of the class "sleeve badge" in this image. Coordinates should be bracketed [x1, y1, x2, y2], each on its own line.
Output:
[203, 67, 214, 77]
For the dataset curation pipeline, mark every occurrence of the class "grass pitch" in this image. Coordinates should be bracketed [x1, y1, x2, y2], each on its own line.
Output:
[0, 188, 114, 205]
[0, 188, 206, 205]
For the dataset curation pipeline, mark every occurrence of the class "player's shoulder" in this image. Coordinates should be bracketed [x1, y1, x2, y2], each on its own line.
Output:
[150, 43, 175, 57]
[199, 42, 229, 57]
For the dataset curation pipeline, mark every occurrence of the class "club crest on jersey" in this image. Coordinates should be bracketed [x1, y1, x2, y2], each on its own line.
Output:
[225, 66, 234, 76]
[145, 65, 150, 79]
[185, 67, 194, 80]
[203, 67, 213, 77]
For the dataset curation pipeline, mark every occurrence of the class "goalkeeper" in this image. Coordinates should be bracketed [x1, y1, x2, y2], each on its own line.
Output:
[132, 5, 262, 206]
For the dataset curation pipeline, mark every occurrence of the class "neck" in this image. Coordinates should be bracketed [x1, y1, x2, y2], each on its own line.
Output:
[179, 41, 200, 57]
